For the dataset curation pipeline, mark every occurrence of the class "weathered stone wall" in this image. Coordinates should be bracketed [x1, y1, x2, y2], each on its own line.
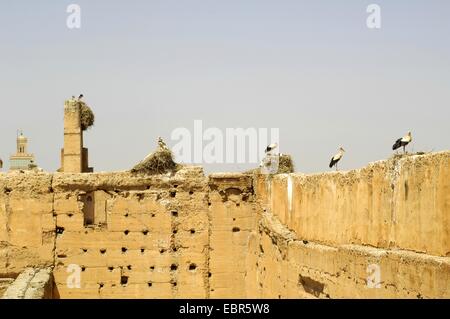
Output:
[0, 152, 449, 298]
[208, 173, 258, 298]
[249, 152, 450, 298]
[245, 211, 450, 299]
[51, 168, 210, 298]
[0, 167, 256, 298]
[255, 152, 450, 257]
[0, 172, 55, 277]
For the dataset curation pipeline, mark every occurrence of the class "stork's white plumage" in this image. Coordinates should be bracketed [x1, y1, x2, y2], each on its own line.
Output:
[141, 137, 169, 163]
[265, 143, 278, 154]
[329, 147, 345, 171]
[158, 137, 168, 150]
[392, 131, 412, 153]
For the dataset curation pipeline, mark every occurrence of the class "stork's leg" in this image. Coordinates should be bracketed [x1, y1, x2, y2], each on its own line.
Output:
[336, 163, 338, 171]
[403, 145, 406, 154]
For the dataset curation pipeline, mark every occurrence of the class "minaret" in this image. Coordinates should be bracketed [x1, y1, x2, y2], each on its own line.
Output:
[59, 99, 93, 173]
[9, 131, 35, 170]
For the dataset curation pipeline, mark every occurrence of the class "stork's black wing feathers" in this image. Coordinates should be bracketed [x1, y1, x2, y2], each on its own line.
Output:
[392, 138, 402, 150]
[329, 157, 337, 168]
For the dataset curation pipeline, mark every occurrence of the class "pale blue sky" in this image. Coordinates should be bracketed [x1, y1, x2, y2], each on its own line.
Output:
[0, 0, 449, 173]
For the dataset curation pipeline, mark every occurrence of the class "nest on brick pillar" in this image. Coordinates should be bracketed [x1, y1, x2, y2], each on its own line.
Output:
[79, 101, 95, 131]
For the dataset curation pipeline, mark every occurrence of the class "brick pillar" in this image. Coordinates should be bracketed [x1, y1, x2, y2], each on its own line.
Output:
[61, 100, 84, 173]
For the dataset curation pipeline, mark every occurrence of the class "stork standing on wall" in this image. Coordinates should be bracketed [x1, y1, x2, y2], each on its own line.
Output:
[392, 131, 412, 154]
[329, 147, 345, 171]
[265, 143, 278, 154]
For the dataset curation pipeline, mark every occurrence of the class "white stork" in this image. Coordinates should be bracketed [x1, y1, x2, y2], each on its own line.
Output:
[158, 137, 168, 150]
[265, 143, 278, 154]
[392, 131, 412, 154]
[329, 147, 345, 171]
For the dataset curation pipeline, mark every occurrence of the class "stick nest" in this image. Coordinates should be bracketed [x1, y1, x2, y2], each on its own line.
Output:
[131, 146, 180, 175]
[277, 154, 295, 174]
[245, 154, 295, 175]
[79, 102, 95, 131]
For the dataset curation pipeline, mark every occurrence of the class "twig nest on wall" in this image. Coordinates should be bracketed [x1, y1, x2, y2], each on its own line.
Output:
[131, 145, 181, 175]
[278, 154, 295, 174]
[245, 153, 295, 175]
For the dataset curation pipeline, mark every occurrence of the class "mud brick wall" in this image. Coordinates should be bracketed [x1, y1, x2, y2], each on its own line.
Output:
[208, 173, 259, 298]
[245, 211, 450, 299]
[1, 152, 449, 298]
[249, 152, 450, 298]
[0, 167, 259, 298]
[51, 169, 210, 298]
[0, 172, 55, 276]
[255, 152, 450, 257]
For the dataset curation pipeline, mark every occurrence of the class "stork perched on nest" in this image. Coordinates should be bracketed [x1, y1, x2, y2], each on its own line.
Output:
[158, 137, 169, 150]
[329, 147, 345, 171]
[392, 131, 412, 154]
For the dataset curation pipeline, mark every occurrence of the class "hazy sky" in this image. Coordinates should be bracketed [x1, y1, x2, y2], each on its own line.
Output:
[0, 0, 449, 173]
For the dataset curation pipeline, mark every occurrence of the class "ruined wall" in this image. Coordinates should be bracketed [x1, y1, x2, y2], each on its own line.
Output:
[255, 152, 449, 257]
[52, 168, 210, 298]
[0, 172, 55, 276]
[0, 152, 449, 298]
[0, 167, 255, 298]
[208, 174, 258, 298]
[245, 211, 450, 298]
[248, 152, 450, 298]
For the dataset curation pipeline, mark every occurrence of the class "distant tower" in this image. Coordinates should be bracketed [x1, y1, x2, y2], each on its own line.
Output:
[59, 99, 93, 173]
[9, 131, 35, 170]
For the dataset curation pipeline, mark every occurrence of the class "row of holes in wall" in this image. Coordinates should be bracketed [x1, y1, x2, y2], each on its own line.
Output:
[56, 226, 237, 236]
[98, 278, 180, 288]
[98, 272, 213, 289]
[80, 189, 189, 226]
[76, 263, 198, 272]
[113, 272, 213, 289]
[79, 263, 198, 289]
[96, 277, 180, 288]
